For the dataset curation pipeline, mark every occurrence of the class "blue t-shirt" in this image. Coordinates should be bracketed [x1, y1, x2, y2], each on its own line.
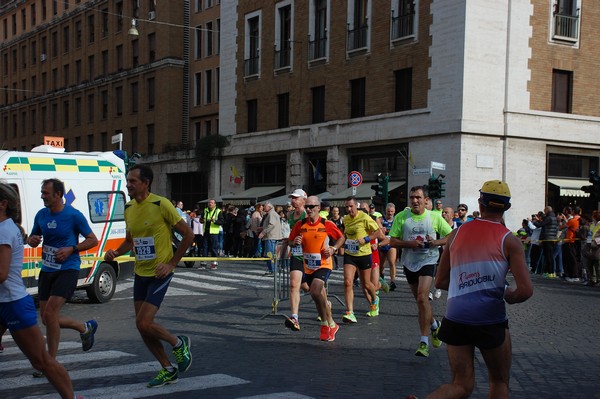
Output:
[31, 205, 93, 272]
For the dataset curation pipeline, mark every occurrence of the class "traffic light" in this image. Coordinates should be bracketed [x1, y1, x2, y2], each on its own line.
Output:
[371, 173, 389, 205]
[427, 174, 446, 200]
[438, 174, 446, 198]
[582, 170, 600, 198]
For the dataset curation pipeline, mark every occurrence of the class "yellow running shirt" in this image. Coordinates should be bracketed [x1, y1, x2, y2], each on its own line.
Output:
[124, 193, 183, 277]
[342, 211, 379, 256]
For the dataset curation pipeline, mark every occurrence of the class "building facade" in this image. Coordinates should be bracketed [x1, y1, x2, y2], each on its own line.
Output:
[1, 1, 599, 229]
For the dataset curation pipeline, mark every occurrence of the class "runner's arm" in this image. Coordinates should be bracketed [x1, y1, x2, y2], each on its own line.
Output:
[434, 229, 456, 290]
[503, 233, 533, 304]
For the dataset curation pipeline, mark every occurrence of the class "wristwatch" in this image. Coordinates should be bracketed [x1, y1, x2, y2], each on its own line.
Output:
[72, 245, 79, 254]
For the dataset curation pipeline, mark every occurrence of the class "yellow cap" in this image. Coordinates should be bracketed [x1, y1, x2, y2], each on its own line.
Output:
[479, 180, 511, 210]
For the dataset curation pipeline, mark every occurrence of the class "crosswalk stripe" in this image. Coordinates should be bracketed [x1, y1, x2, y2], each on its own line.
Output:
[171, 276, 238, 291]
[0, 340, 80, 354]
[1, 361, 158, 389]
[115, 280, 134, 293]
[238, 393, 315, 399]
[0, 350, 135, 372]
[22, 373, 250, 399]
[176, 272, 271, 289]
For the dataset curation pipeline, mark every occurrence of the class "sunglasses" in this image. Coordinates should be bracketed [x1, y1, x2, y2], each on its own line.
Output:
[305, 204, 319, 210]
[458, 208, 466, 212]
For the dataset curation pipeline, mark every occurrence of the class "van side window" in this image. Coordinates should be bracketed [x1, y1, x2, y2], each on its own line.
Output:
[88, 191, 126, 223]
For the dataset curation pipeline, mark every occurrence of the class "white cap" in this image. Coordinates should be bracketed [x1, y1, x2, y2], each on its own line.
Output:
[288, 188, 307, 199]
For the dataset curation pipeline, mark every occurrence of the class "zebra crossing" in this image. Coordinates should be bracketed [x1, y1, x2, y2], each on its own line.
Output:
[0, 334, 315, 399]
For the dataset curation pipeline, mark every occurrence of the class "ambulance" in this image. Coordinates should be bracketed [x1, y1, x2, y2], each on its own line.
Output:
[0, 145, 133, 303]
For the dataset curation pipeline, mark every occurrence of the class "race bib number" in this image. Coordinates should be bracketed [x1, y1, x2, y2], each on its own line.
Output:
[42, 245, 61, 269]
[408, 233, 429, 254]
[304, 253, 322, 270]
[291, 244, 303, 257]
[345, 239, 359, 254]
[134, 237, 157, 261]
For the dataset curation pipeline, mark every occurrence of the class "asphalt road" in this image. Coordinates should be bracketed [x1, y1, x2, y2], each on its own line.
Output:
[1, 260, 599, 398]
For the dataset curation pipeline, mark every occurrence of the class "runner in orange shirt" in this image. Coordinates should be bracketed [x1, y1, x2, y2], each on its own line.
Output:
[288, 196, 345, 341]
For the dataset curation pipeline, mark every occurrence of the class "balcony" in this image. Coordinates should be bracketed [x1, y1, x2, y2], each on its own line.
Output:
[391, 11, 415, 40]
[309, 35, 327, 60]
[347, 24, 368, 51]
[244, 53, 259, 76]
[274, 42, 291, 69]
[553, 12, 579, 42]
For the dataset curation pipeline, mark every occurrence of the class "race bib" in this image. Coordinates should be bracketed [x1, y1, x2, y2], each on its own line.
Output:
[345, 239, 359, 254]
[408, 233, 429, 254]
[291, 244, 303, 257]
[42, 245, 61, 269]
[303, 252, 322, 270]
[134, 237, 157, 261]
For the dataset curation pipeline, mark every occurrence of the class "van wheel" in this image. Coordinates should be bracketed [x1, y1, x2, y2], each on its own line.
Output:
[87, 263, 117, 303]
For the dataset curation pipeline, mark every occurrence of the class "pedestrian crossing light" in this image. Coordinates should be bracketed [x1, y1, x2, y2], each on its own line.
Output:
[428, 174, 445, 200]
[371, 173, 389, 205]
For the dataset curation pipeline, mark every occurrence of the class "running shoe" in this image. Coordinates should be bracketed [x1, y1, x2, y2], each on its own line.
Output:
[366, 303, 379, 317]
[285, 316, 301, 331]
[379, 276, 390, 293]
[173, 335, 192, 372]
[32, 370, 45, 378]
[81, 320, 98, 352]
[328, 323, 340, 342]
[431, 322, 442, 348]
[211, 262, 218, 270]
[342, 311, 357, 323]
[434, 289, 442, 299]
[319, 325, 330, 341]
[147, 367, 178, 388]
[428, 292, 433, 301]
[389, 281, 397, 291]
[415, 342, 429, 357]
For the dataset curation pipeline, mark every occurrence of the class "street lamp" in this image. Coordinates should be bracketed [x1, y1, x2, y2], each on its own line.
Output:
[128, 18, 139, 36]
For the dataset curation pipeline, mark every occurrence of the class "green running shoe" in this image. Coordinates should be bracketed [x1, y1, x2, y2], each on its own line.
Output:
[379, 277, 390, 293]
[431, 322, 442, 348]
[147, 368, 178, 388]
[342, 311, 357, 323]
[366, 303, 379, 317]
[173, 335, 192, 373]
[415, 342, 429, 357]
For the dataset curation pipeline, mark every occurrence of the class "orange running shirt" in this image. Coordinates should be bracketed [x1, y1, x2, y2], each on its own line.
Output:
[289, 218, 343, 274]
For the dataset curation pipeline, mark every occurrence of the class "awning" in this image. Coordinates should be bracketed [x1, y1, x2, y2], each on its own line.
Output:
[221, 186, 285, 205]
[548, 178, 590, 197]
[327, 181, 405, 206]
[196, 196, 223, 204]
[268, 191, 332, 206]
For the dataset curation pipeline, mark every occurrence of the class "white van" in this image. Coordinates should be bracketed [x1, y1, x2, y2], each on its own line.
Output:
[0, 145, 132, 303]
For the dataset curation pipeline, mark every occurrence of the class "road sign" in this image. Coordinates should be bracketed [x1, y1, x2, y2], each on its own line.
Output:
[111, 133, 123, 144]
[412, 168, 430, 176]
[348, 171, 363, 187]
[431, 161, 446, 171]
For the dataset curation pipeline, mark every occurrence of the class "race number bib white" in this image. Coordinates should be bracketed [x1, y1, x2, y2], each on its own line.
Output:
[42, 245, 61, 269]
[345, 239, 359, 254]
[303, 253, 322, 270]
[408, 233, 429, 254]
[291, 244, 303, 257]
[133, 237, 157, 261]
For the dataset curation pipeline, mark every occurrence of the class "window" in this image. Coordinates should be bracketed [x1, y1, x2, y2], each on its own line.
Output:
[31, 108, 37, 133]
[391, 0, 416, 40]
[41, 106, 46, 133]
[101, 89, 108, 119]
[75, 136, 81, 150]
[275, 3, 292, 69]
[115, 86, 123, 116]
[552, 69, 572, 113]
[75, 60, 81, 83]
[347, 0, 370, 51]
[216, 19, 221, 54]
[88, 134, 94, 151]
[116, 45, 123, 70]
[147, 77, 155, 109]
[88, 15, 95, 43]
[88, 55, 95, 80]
[205, 120, 212, 135]
[87, 93, 94, 123]
[51, 31, 58, 57]
[21, 111, 26, 136]
[131, 127, 138, 153]
[350, 77, 366, 118]
[205, 69, 212, 104]
[247, 99, 258, 132]
[244, 13, 261, 76]
[31, 3, 36, 26]
[277, 93, 290, 128]
[31, 41, 37, 65]
[132, 39, 139, 68]
[116, 1, 124, 32]
[194, 72, 201, 106]
[206, 21, 213, 56]
[63, 64, 69, 86]
[88, 191, 126, 223]
[101, 132, 107, 151]
[63, 26, 70, 53]
[195, 26, 202, 58]
[394, 68, 412, 111]
[131, 81, 138, 113]
[51, 68, 57, 90]
[312, 85, 325, 123]
[21, 9, 26, 32]
[147, 124, 155, 155]
[309, 0, 328, 60]
[246, 157, 287, 186]
[75, 97, 81, 125]
[148, 33, 156, 62]
[101, 8, 109, 37]
[51, 103, 58, 130]
[552, 0, 579, 41]
[102, 50, 108, 76]
[42, 0, 47, 20]
[63, 100, 69, 128]
[215, 67, 220, 102]
[52, 0, 58, 15]
[21, 45, 27, 69]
